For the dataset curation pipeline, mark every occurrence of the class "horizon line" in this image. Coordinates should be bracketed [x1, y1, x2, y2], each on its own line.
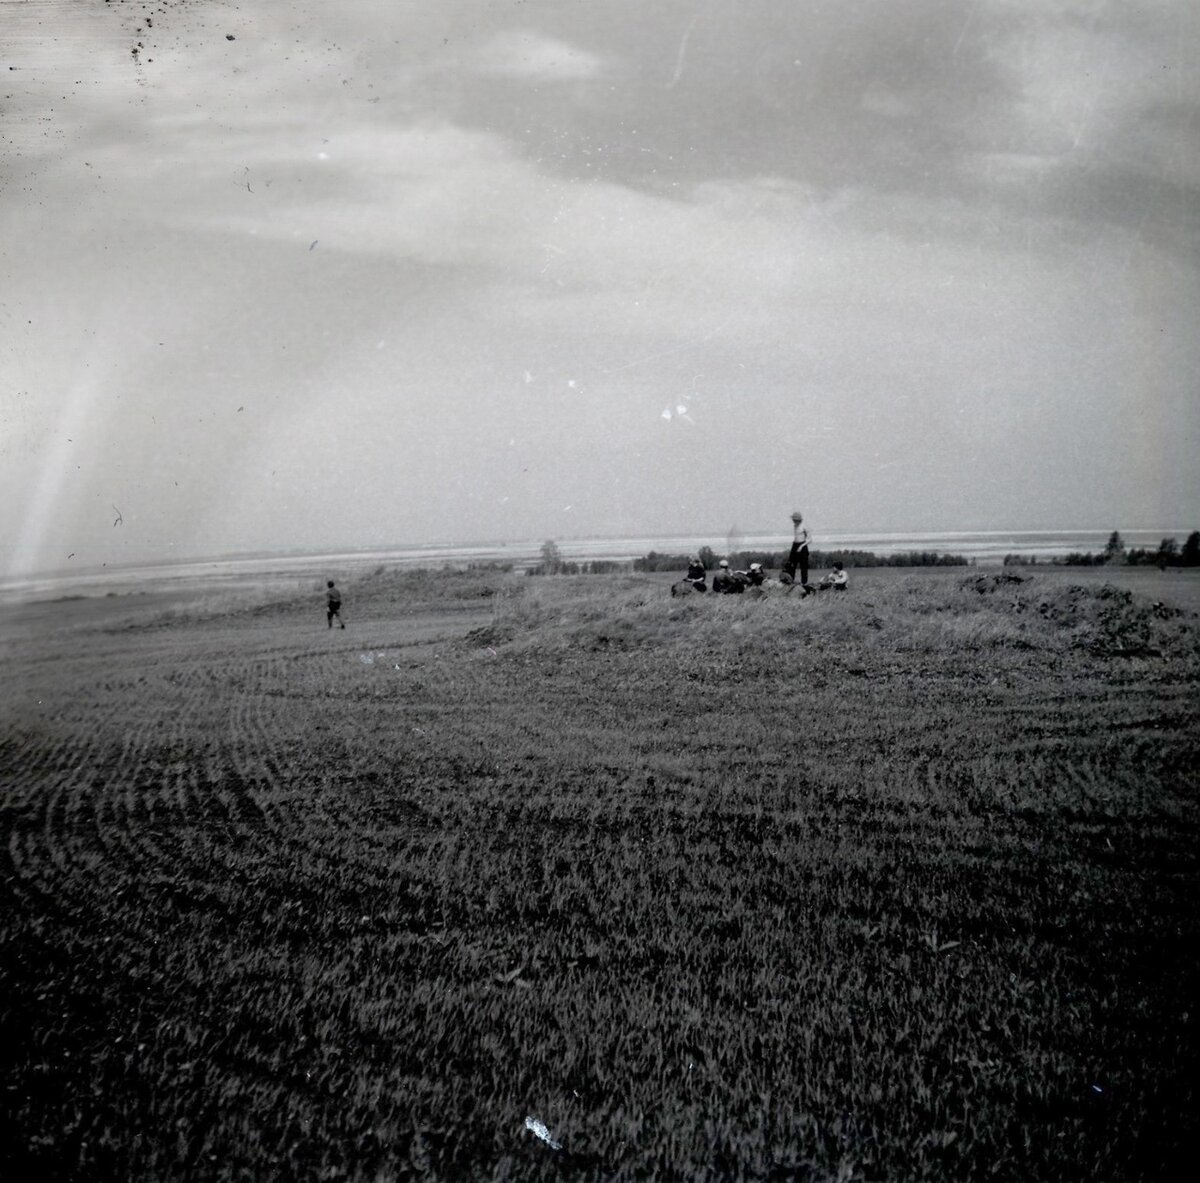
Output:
[3, 525, 1196, 586]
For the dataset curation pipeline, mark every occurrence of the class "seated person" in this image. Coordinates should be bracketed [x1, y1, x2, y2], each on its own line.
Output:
[712, 559, 737, 593]
[744, 562, 765, 587]
[685, 555, 707, 590]
[816, 562, 849, 591]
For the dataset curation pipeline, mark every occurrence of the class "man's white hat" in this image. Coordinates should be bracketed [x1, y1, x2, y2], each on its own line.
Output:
[719, 559, 729, 567]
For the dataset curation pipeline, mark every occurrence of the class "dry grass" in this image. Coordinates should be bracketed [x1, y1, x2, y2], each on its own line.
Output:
[2, 568, 1198, 1180]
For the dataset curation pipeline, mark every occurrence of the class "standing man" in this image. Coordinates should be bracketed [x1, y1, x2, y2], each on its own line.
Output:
[785, 512, 811, 588]
[326, 580, 345, 629]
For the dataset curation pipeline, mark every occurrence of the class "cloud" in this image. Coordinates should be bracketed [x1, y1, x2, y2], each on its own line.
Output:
[473, 30, 607, 81]
[3, 0, 1198, 572]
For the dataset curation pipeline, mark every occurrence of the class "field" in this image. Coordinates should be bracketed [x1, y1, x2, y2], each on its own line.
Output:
[2, 565, 1199, 1181]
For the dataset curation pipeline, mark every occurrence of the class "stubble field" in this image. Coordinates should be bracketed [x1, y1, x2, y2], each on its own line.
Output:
[2, 566, 1198, 1181]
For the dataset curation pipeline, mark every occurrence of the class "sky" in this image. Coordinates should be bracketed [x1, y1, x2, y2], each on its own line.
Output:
[2, 0, 1197, 576]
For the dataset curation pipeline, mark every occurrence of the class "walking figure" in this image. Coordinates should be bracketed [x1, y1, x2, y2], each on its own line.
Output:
[326, 581, 345, 629]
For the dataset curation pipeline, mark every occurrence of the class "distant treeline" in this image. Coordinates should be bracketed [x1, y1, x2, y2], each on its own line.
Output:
[633, 546, 968, 572]
[1003, 530, 1200, 569]
[524, 540, 634, 576]
[526, 559, 634, 576]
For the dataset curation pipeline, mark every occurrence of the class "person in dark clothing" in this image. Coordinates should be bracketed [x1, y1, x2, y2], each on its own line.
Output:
[712, 559, 730, 593]
[326, 580, 345, 628]
[684, 555, 707, 591]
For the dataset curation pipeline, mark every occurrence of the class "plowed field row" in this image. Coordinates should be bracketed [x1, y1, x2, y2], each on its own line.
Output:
[2, 621, 411, 919]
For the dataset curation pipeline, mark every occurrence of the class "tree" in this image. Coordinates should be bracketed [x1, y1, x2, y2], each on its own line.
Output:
[540, 539, 563, 573]
[698, 545, 717, 571]
[1182, 531, 1200, 568]
[1103, 530, 1125, 562]
[1156, 537, 1179, 570]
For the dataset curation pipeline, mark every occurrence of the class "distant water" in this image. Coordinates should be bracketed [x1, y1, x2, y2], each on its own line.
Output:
[559, 529, 1188, 565]
[0, 529, 1190, 603]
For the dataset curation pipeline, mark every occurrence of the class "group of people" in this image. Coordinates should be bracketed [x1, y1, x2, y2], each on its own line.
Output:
[324, 513, 848, 626]
[680, 512, 849, 596]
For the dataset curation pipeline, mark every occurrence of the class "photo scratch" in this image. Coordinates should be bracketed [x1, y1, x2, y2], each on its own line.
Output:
[666, 16, 698, 89]
[952, 5, 974, 56]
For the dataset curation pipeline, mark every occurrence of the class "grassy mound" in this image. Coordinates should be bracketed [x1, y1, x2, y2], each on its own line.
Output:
[471, 571, 1200, 665]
